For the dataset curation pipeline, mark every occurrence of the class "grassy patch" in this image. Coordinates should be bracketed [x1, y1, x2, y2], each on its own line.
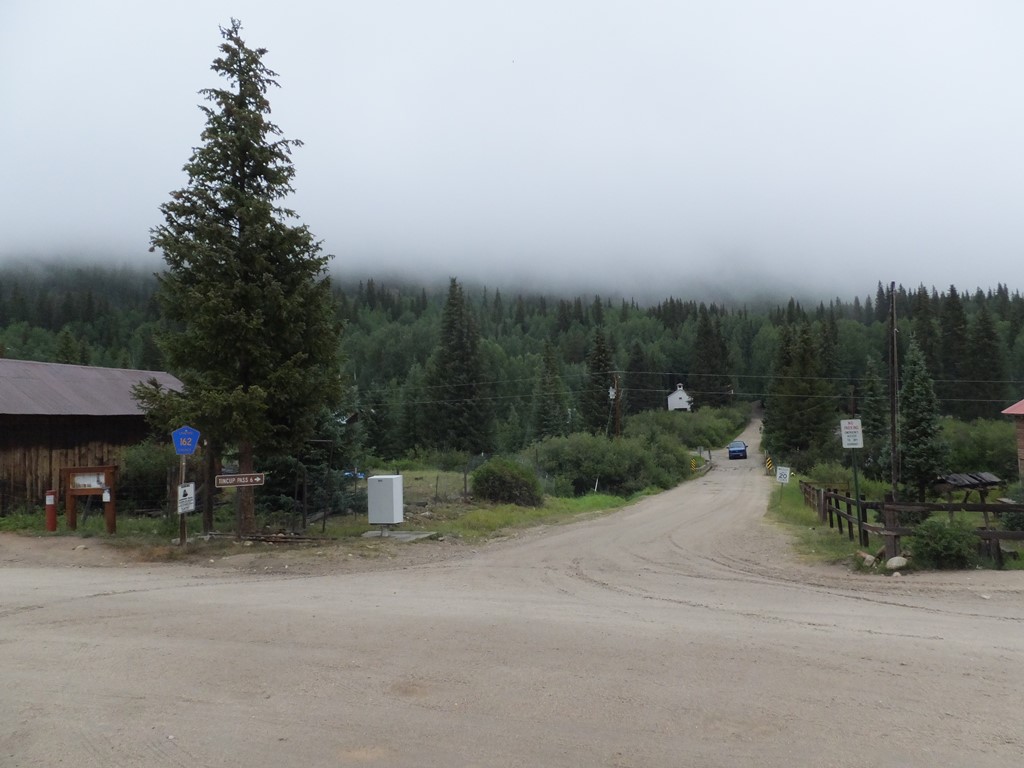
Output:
[765, 480, 865, 566]
[392, 492, 629, 540]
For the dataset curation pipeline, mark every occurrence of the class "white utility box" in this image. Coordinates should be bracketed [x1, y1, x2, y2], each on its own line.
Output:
[368, 475, 404, 525]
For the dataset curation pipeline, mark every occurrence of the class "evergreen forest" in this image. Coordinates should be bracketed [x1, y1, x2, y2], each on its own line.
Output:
[2, 261, 1022, 491]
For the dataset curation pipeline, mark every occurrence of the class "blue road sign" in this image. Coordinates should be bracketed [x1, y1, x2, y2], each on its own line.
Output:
[172, 425, 201, 456]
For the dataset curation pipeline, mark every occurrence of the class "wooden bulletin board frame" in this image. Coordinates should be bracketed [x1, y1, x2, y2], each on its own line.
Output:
[62, 465, 118, 533]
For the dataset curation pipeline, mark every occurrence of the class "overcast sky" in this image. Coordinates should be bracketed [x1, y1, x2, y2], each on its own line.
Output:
[2, 1, 1022, 302]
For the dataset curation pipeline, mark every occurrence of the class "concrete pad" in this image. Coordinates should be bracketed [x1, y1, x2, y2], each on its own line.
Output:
[361, 529, 437, 542]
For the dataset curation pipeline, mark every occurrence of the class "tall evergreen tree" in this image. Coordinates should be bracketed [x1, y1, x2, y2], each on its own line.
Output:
[532, 342, 569, 439]
[898, 339, 947, 501]
[762, 322, 835, 467]
[910, 285, 941, 377]
[690, 304, 732, 408]
[817, 309, 840, 400]
[398, 363, 431, 451]
[964, 302, 1008, 420]
[938, 285, 969, 418]
[580, 329, 614, 435]
[858, 354, 889, 480]
[624, 340, 664, 414]
[142, 19, 343, 532]
[424, 278, 492, 453]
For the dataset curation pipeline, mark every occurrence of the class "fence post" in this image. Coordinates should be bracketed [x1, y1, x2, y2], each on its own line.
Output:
[845, 497, 855, 542]
[882, 498, 899, 560]
[858, 495, 869, 548]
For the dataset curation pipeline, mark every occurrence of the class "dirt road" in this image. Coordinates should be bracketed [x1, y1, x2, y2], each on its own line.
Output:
[4, 423, 1024, 767]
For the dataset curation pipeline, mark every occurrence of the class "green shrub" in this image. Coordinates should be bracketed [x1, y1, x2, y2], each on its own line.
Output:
[532, 433, 654, 497]
[471, 458, 543, 507]
[118, 440, 178, 515]
[942, 418, 1018, 483]
[541, 475, 576, 498]
[1001, 508, 1024, 532]
[806, 462, 851, 492]
[909, 517, 978, 569]
[624, 405, 748, 451]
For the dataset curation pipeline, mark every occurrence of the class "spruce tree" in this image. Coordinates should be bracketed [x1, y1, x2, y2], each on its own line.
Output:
[964, 302, 1008, 420]
[532, 342, 569, 439]
[858, 354, 889, 480]
[938, 285, 969, 418]
[898, 339, 947, 501]
[580, 329, 614, 435]
[425, 278, 492, 453]
[910, 285, 941, 377]
[143, 19, 343, 533]
[763, 322, 835, 467]
[624, 340, 664, 414]
[690, 304, 732, 408]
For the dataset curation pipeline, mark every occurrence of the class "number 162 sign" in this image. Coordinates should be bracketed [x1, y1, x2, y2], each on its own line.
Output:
[172, 425, 200, 456]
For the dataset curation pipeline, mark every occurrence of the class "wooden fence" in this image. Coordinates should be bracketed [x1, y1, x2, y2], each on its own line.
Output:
[798, 481, 1024, 568]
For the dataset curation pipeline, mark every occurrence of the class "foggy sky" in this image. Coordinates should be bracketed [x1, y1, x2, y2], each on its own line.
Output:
[2, 1, 1023, 302]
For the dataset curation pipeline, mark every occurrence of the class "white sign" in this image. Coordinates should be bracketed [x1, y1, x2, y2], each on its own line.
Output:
[177, 483, 196, 515]
[776, 466, 791, 484]
[840, 418, 864, 449]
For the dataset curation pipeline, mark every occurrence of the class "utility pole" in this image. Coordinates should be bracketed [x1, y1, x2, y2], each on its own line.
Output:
[887, 281, 900, 495]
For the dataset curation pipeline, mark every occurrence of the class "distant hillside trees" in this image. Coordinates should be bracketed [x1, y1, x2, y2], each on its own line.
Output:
[762, 321, 838, 469]
[690, 303, 733, 409]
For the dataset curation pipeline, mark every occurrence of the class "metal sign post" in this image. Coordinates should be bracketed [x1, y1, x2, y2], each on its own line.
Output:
[172, 426, 200, 546]
[840, 419, 866, 547]
[775, 466, 790, 504]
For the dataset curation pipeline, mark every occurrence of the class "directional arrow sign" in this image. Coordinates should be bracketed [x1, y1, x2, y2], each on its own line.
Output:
[215, 473, 266, 488]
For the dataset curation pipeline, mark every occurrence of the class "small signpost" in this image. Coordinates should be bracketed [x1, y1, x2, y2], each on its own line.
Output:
[841, 419, 864, 450]
[171, 426, 200, 546]
[215, 473, 265, 488]
[178, 482, 196, 515]
[172, 426, 200, 456]
[840, 418, 867, 547]
[775, 465, 790, 503]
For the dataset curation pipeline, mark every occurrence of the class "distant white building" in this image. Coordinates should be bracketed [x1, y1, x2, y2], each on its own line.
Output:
[667, 383, 693, 411]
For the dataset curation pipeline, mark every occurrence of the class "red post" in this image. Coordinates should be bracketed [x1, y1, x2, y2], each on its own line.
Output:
[45, 490, 57, 532]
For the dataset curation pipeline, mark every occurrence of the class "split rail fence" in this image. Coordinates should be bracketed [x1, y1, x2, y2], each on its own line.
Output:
[798, 481, 1024, 568]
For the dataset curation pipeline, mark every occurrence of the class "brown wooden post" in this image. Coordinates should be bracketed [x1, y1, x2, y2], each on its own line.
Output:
[882, 502, 899, 560]
[846, 497, 855, 541]
[858, 495, 869, 548]
[103, 493, 116, 534]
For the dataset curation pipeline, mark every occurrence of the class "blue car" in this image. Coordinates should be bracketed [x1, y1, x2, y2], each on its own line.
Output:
[727, 440, 748, 460]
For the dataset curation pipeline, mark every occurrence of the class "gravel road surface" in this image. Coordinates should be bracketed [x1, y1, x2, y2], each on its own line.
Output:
[4, 423, 1024, 767]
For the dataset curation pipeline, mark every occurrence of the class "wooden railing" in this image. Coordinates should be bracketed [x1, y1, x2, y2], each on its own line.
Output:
[798, 480, 1024, 567]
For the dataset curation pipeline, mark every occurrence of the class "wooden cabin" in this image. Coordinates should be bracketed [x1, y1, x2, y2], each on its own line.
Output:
[0, 359, 181, 511]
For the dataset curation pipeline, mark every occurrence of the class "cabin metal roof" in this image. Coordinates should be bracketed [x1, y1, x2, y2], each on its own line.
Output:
[1002, 399, 1024, 416]
[0, 359, 182, 416]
